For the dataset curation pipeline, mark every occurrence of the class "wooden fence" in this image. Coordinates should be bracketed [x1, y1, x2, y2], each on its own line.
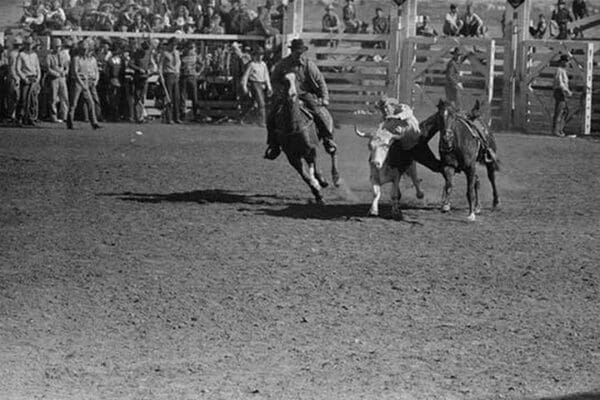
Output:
[284, 32, 394, 125]
[398, 37, 496, 124]
[516, 40, 594, 135]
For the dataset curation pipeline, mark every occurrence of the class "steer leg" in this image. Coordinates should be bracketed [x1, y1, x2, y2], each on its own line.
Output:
[391, 172, 403, 220]
[441, 166, 454, 213]
[330, 152, 341, 187]
[465, 166, 477, 221]
[313, 158, 329, 188]
[369, 173, 381, 217]
[407, 161, 424, 199]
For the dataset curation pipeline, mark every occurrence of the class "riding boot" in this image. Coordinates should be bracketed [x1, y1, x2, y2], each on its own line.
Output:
[264, 145, 281, 160]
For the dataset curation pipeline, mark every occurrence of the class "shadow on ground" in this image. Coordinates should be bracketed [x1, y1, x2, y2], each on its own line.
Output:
[526, 392, 600, 400]
[99, 189, 299, 205]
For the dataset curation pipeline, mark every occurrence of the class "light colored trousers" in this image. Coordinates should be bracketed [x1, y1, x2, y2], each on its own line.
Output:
[49, 77, 68, 121]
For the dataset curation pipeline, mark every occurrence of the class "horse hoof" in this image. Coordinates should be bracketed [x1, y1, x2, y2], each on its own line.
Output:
[367, 210, 378, 217]
[416, 191, 425, 200]
[319, 180, 329, 189]
[316, 198, 325, 205]
[441, 204, 451, 213]
[475, 206, 482, 214]
[467, 213, 476, 221]
[332, 175, 341, 187]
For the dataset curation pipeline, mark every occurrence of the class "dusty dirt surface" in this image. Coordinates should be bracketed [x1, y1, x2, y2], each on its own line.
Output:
[1, 122, 599, 400]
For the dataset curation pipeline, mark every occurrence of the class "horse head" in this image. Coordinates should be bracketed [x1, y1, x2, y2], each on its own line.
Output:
[284, 72, 298, 100]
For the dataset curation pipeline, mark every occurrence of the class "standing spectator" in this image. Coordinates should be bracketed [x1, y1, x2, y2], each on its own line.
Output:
[66, 40, 101, 130]
[343, 0, 360, 33]
[0, 44, 8, 121]
[551, 0, 574, 39]
[6, 37, 23, 123]
[46, 38, 70, 123]
[552, 54, 573, 137]
[322, 4, 342, 33]
[445, 47, 470, 110]
[241, 47, 271, 126]
[130, 41, 156, 123]
[530, 14, 549, 39]
[443, 4, 463, 36]
[45, 0, 67, 30]
[372, 7, 389, 34]
[459, 3, 485, 37]
[15, 37, 41, 126]
[158, 37, 182, 124]
[106, 44, 124, 121]
[179, 41, 201, 121]
[572, 0, 589, 20]
[417, 15, 438, 37]
[231, 41, 251, 106]
[122, 47, 136, 122]
[96, 38, 112, 118]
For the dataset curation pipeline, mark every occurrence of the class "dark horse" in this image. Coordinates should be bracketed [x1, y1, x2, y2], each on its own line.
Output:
[432, 100, 500, 221]
[274, 73, 340, 204]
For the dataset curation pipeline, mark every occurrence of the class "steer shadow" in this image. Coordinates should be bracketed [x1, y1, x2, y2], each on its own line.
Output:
[99, 189, 298, 206]
[520, 392, 600, 400]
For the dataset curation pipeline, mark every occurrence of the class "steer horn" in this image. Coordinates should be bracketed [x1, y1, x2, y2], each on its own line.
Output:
[354, 125, 371, 138]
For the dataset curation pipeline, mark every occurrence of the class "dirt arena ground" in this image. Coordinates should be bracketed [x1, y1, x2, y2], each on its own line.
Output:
[1, 122, 599, 400]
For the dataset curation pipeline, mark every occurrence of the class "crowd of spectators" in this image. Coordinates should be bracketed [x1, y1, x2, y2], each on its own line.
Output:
[0, 33, 276, 127]
[21, 0, 282, 37]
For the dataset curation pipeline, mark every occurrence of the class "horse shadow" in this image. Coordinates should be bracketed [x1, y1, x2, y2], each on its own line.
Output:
[99, 189, 298, 206]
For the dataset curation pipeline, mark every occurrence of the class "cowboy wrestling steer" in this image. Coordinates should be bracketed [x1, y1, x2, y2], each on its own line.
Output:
[355, 104, 425, 219]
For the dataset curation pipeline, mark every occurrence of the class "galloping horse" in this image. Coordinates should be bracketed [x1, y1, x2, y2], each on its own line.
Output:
[274, 73, 340, 204]
[434, 100, 500, 221]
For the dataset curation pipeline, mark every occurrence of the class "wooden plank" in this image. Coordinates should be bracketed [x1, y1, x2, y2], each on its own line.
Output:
[328, 84, 387, 91]
[306, 47, 388, 56]
[314, 59, 388, 68]
[298, 32, 389, 42]
[51, 30, 266, 41]
[322, 72, 386, 81]
[330, 93, 383, 101]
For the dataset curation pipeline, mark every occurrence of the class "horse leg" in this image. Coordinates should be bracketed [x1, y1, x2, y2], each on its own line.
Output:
[369, 179, 381, 217]
[407, 161, 424, 199]
[313, 157, 329, 188]
[486, 162, 500, 209]
[287, 155, 324, 204]
[329, 152, 341, 187]
[391, 172, 403, 220]
[465, 166, 477, 221]
[474, 173, 481, 214]
[441, 166, 454, 213]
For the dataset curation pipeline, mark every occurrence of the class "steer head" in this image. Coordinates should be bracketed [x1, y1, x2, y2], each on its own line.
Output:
[355, 123, 401, 169]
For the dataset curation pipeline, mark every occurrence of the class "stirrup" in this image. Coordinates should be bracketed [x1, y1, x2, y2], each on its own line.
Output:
[323, 138, 337, 155]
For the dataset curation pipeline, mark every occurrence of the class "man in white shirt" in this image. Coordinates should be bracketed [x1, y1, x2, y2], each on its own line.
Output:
[241, 47, 272, 126]
[552, 54, 573, 137]
[46, 38, 69, 122]
[443, 4, 463, 36]
[15, 37, 41, 126]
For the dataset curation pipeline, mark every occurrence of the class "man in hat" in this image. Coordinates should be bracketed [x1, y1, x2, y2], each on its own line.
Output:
[241, 46, 272, 126]
[15, 37, 41, 126]
[551, 0, 574, 39]
[130, 40, 156, 123]
[459, 3, 485, 37]
[552, 54, 574, 137]
[6, 36, 23, 123]
[178, 41, 201, 122]
[158, 37, 182, 124]
[342, 0, 360, 33]
[445, 47, 470, 110]
[264, 38, 337, 160]
[46, 37, 70, 122]
[66, 40, 102, 129]
[443, 4, 463, 36]
[322, 4, 342, 33]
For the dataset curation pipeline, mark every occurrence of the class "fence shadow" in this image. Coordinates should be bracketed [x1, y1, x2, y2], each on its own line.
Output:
[99, 189, 298, 205]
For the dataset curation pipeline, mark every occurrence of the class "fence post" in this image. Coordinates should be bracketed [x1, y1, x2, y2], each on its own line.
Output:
[486, 40, 496, 127]
[582, 41, 593, 135]
[388, 3, 400, 98]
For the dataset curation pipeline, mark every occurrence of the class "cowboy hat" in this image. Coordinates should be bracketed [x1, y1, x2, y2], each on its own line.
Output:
[558, 53, 571, 62]
[288, 38, 308, 52]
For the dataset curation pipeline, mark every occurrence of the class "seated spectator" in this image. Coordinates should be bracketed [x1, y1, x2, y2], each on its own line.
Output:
[150, 14, 166, 32]
[459, 4, 485, 37]
[322, 4, 342, 33]
[65, 1, 86, 28]
[22, 3, 47, 34]
[45, 0, 67, 30]
[343, 0, 360, 33]
[417, 15, 438, 37]
[551, 0, 573, 39]
[529, 14, 549, 39]
[94, 3, 117, 31]
[248, 6, 279, 36]
[186, 0, 204, 21]
[173, 5, 192, 31]
[371, 7, 388, 34]
[237, 3, 257, 34]
[224, 0, 242, 34]
[203, 14, 225, 34]
[443, 4, 463, 36]
[157, 2, 172, 29]
[119, 1, 139, 28]
[572, 0, 589, 20]
[130, 11, 151, 32]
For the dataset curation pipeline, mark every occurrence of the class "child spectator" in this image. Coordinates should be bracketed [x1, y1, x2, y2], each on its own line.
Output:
[459, 3, 485, 37]
[529, 14, 548, 39]
[417, 15, 438, 37]
[372, 7, 389, 34]
[241, 46, 271, 126]
[343, 0, 360, 33]
[443, 4, 463, 36]
[322, 4, 342, 33]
